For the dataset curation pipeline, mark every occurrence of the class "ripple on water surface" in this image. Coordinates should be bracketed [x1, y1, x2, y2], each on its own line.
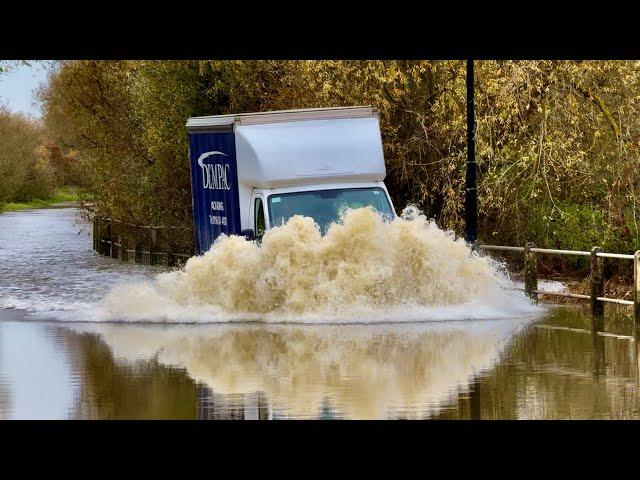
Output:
[0, 208, 164, 318]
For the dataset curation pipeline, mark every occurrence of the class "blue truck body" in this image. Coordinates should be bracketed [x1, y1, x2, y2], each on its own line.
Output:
[187, 130, 242, 254]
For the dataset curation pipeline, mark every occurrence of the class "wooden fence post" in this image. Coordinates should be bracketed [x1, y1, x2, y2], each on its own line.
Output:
[167, 243, 175, 268]
[524, 242, 538, 301]
[149, 226, 157, 265]
[634, 250, 640, 329]
[110, 220, 117, 259]
[118, 234, 127, 262]
[590, 246, 604, 320]
[106, 219, 113, 257]
[100, 218, 105, 255]
[134, 240, 141, 264]
[101, 217, 107, 255]
[95, 217, 102, 255]
[635, 331, 640, 387]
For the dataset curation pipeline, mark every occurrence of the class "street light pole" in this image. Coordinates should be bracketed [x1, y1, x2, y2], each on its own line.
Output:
[465, 58, 478, 244]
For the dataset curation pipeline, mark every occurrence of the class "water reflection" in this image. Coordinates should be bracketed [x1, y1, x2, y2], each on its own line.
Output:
[67, 320, 529, 419]
[431, 307, 640, 420]
[63, 329, 197, 420]
[3, 307, 640, 419]
[0, 322, 78, 419]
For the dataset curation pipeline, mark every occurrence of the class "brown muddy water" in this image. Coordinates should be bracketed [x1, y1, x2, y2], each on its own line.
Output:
[0, 208, 639, 419]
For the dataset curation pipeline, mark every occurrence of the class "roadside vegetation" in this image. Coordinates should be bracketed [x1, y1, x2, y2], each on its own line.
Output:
[0, 106, 83, 213]
[0, 187, 78, 213]
[12, 60, 640, 281]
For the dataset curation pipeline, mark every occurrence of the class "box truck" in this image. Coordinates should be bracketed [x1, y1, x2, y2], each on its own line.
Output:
[186, 106, 396, 255]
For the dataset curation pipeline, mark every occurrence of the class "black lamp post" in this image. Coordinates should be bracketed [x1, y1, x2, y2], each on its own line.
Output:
[465, 59, 477, 244]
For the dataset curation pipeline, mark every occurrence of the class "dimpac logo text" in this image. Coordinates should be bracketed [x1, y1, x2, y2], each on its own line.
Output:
[197, 151, 231, 190]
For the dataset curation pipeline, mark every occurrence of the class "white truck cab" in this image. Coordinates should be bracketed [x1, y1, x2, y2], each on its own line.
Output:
[249, 181, 395, 239]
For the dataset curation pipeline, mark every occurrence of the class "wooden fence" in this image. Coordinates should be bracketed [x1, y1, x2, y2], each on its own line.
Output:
[478, 243, 640, 327]
[92, 216, 193, 267]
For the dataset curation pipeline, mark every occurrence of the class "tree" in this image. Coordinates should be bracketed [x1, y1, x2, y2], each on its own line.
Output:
[0, 107, 50, 203]
[476, 60, 640, 258]
[38, 60, 640, 271]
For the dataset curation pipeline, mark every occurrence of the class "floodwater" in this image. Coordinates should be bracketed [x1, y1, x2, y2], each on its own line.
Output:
[0, 208, 639, 419]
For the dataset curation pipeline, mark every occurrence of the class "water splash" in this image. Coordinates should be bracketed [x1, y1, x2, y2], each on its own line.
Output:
[76, 206, 540, 323]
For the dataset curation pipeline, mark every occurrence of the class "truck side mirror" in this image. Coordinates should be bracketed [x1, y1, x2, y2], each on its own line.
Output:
[241, 229, 255, 240]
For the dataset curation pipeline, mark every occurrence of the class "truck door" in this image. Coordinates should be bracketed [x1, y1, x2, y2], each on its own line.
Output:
[252, 196, 267, 242]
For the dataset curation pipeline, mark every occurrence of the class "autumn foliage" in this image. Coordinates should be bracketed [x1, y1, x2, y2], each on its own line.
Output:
[35, 60, 640, 270]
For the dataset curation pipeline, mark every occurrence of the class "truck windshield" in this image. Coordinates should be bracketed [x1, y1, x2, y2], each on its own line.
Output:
[268, 187, 394, 233]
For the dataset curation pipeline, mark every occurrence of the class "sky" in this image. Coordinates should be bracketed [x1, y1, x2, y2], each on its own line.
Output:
[0, 61, 52, 118]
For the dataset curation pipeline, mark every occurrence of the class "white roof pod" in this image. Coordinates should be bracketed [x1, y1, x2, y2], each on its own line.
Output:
[186, 106, 386, 188]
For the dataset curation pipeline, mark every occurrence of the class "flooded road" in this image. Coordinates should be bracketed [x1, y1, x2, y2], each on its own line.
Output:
[0, 208, 162, 316]
[1, 208, 639, 419]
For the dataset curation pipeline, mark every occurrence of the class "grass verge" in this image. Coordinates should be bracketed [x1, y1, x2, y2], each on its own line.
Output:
[0, 188, 79, 213]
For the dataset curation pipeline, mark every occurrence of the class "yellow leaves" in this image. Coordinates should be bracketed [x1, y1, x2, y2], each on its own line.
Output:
[35, 60, 640, 250]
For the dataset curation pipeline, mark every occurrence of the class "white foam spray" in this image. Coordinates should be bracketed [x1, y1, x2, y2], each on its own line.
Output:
[68, 206, 541, 323]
